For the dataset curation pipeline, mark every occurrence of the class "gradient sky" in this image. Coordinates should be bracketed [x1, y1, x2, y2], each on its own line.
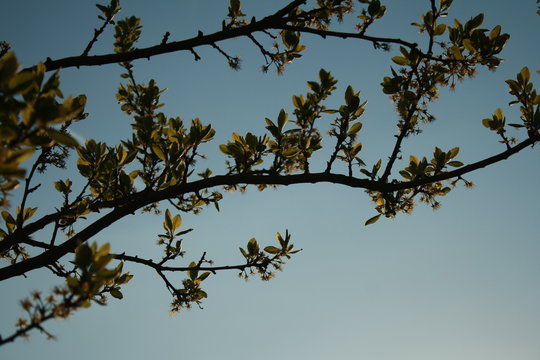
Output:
[1, 1, 539, 359]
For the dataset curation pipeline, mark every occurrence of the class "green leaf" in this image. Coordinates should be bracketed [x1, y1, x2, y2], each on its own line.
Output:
[1, 211, 15, 225]
[164, 209, 173, 231]
[494, 108, 504, 120]
[354, 106, 365, 117]
[97, 242, 111, 258]
[116, 273, 134, 285]
[197, 289, 208, 299]
[352, 142, 363, 155]
[399, 46, 409, 58]
[188, 262, 198, 281]
[7, 70, 35, 95]
[359, 164, 376, 179]
[172, 214, 182, 232]
[245, 132, 257, 149]
[96, 4, 108, 13]
[247, 238, 259, 255]
[23, 207, 37, 221]
[277, 109, 288, 129]
[489, 25, 501, 40]
[399, 170, 412, 180]
[5, 148, 34, 165]
[348, 122, 363, 135]
[231, 132, 243, 143]
[198, 272, 211, 281]
[282, 148, 300, 158]
[466, 13, 484, 31]
[367, 0, 381, 16]
[345, 85, 355, 105]
[219, 144, 230, 155]
[229, 0, 242, 16]
[292, 95, 303, 109]
[433, 23, 446, 36]
[151, 144, 167, 161]
[391, 56, 409, 66]
[447, 147, 460, 159]
[462, 39, 475, 53]
[519, 67, 530, 84]
[47, 129, 79, 147]
[449, 46, 463, 60]
[447, 161, 463, 167]
[75, 244, 93, 269]
[265, 118, 276, 129]
[365, 214, 381, 226]
[110, 289, 123, 299]
[439, 187, 451, 196]
[0, 180, 19, 192]
[264, 246, 280, 254]
[282, 30, 299, 49]
[374, 159, 382, 172]
[307, 81, 320, 93]
[440, 0, 453, 11]
[276, 232, 285, 246]
[0, 53, 19, 85]
[66, 276, 79, 291]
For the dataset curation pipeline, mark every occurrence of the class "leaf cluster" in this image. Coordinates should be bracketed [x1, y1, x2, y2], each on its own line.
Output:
[69, 242, 132, 303]
[238, 231, 301, 281]
[504, 67, 540, 135]
[0, 54, 86, 205]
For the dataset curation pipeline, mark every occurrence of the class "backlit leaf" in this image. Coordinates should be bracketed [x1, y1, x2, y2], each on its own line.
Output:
[365, 214, 381, 226]
[391, 56, 409, 66]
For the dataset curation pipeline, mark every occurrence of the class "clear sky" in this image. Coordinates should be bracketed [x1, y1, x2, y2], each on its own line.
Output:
[1, 1, 539, 359]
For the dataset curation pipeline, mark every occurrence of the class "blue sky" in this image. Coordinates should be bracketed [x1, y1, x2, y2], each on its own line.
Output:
[1, 1, 539, 359]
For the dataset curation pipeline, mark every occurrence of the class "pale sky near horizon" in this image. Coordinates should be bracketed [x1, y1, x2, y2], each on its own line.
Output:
[1, 1, 539, 359]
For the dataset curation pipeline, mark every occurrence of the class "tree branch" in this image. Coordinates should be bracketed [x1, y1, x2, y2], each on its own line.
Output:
[279, 24, 418, 49]
[81, 5, 118, 57]
[36, 1, 422, 73]
[389, 135, 538, 191]
[114, 252, 268, 274]
[39, 1, 305, 72]
[1, 134, 537, 281]
[20, 237, 281, 287]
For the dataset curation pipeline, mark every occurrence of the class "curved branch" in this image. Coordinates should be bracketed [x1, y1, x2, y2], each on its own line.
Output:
[1, 134, 537, 281]
[39, 0, 305, 72]
[36, 1, 422, 73]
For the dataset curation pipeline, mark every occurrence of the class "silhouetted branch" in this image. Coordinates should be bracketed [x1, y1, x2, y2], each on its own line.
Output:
[1, 133, 537, 281]
[81, 3, 119, 57]
[113, 252, 270, 274]
[280, 24, 418, 49]
[36, 1, 428, 73]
